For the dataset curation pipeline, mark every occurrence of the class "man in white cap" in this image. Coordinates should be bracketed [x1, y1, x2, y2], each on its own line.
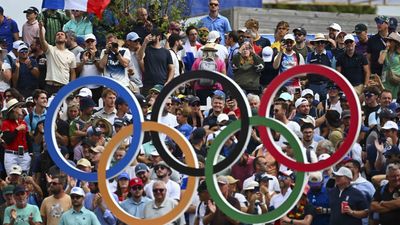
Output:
[327, 23, 342, 49]
[329, 167, 369, 225]
[260, 46, 279, 87]
[197, 30, 228, 60]
[273, 33, 304, 94]
[375, 120, 400, 172]
[59, 187, 100, 225]
[126, 31, 143, 88]
[76, 33, 103, 102]
[336, 34, 370, 96]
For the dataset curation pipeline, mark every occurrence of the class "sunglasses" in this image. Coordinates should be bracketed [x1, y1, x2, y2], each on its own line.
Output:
[314, 41, 326, 45]
[97, 124, 106, 128]
[376, 20, 385, 25]
[278, 175, 289, 180]
[131, 186, 143, 191]
[19, 50, 29, 53]
[294, 33, 303, 36]
[136, 171, 145, 176]
[344, 40, 354, 45]
[191, 103, 200, 107]
[86, 39, 95, 43]
[209, 3, 219, 6]
[153, 188, 165, 193]
[154, 165, 167, 171]
[364, 92, 375, 98]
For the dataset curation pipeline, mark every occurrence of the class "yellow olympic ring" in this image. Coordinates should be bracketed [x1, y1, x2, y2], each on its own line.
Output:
[98, 121, 199, 224]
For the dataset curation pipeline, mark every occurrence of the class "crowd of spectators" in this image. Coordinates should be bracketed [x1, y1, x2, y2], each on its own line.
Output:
[0, 0, 400, 224]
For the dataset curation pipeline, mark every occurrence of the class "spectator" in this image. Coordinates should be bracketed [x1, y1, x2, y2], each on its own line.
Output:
[187, 96, 203, 128]
[225, 30, 240, 78]
[132, 8, 154, 40]
[39, 21, 76, 96]
[63, 10, 93, 38]
[307, 171, 330, 225]
[293, 27, 312, 59]
[94, 88, 117, 124]
[59, 187, 100, 225]
[301, 123, 319, 163]
[125, 32, 144, 89]
[271, 21, 289, 51]
[196, 31, 229, 61]
[99, 33, 131, 86]
[370, 163, 400, 225]
[22, 7, 40, 46]
[269, 170, 295, 209]
[280, 185, 315, 225]
[38, 9, 68, 46]
[199, 0, 232, 45]
[232, 41, 264, 95]
[380, 32, 400, 95]
[326, 23, 341, 50]
[120, 177, 151, 218]
[368, 15, 390, 77]
[245, 18, 271, 51]
[3, 185, 42, 225]
[84, 182, 117, 225]
[11, 45, 40, 98]
[0, 48, 12, 96]
[329, 167, 369, 225]
[65, 30, 85, 57]
[138, 30, 174, 94]
[168, 33, 184, 77]
[336, 34, 370, 96]
[242, 180, 268, 216]
[354, 23, 369, 56]
[0, 6, 19, 52]
[40, 175, 72, 225]
[69, 97, 96, 148]
[29, 37, 47, 90]
[175, 107, 193, 139]
[260, 46, 279, 87]
[0, 185, 15, 225]
[183, 26, 202, 73]
[143, 180, 184, 224]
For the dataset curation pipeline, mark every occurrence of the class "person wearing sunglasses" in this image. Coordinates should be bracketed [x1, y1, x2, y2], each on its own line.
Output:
[120, 177, 150, 219]
[59, 187, 101, 225]
[62, 10, 93, 38]
[143, 180, 184, 224]
[367, 15, 390, 77]
[40, 175, 71, 225]
[336, 34, 370, 97]
[145, 161, 181, 201]
[199, 0, 231, 45]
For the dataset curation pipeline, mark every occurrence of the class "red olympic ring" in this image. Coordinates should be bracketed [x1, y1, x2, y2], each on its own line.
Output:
[258, 64, 361, 171]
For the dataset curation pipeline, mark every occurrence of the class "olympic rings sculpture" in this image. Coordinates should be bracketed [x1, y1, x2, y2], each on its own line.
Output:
[44, 64, 361, 224]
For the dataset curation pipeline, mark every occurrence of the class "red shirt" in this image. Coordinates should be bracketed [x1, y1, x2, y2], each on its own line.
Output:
[1, 119, 28, 151]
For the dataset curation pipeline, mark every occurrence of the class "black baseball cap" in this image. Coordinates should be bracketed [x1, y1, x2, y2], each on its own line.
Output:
[23, 7, 39, 14]
[353, 23, 367, 33]
[293, 27, 307, 35]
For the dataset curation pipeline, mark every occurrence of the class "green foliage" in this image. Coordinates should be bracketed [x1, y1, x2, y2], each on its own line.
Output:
[264, 3, 376, 14]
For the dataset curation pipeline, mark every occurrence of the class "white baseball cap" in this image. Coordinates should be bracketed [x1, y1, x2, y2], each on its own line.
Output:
[318, 153, 330, 161]
[70, 187, 85, 197]
[208, 31, 221, 43]
[301, 89, 314, 97]
[333, 167, 353, 180]
[327, 23, 342, 32]
[84, 33, 97, 41]
[295, 97, 308, 108]
[278, 92, 293, 101]
[217, 113, 229, 124]
[283, 34, 295, 42]
[344, 34, 355, 42]
[78, 88, 92, 98]
[381, 120, 399, 130]
[242, 180, 259, 191]
[262, 46, 273, 62]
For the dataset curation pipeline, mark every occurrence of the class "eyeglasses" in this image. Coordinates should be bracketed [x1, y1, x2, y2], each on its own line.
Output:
[376, 20, 385, 25]
[136, 171, 145, 176]
[19, 50, 28, 53]
[344, 40, 354, 45]
[70, 195, 82, 200]
[97, 124, 106, 128]
[191, 103, 200, 107]
[278, 175, 288, 180]
[154, 165, 167, 171]
[153, 188, 165, 193]
[314, 41, 326, 45]
[131, 186, 143, 191]
[165, 103, 172, 106]
[50, 182, 60, 186]
[294, 33, 303, 36]
[86, 39, 95, 43]
[364, 92, 375, 98]
[209, 3, 219, 6]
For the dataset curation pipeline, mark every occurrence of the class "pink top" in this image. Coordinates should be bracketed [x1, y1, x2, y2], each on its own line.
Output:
[191, 58, 225, 90]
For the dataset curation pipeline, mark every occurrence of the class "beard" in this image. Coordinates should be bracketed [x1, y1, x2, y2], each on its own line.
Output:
[177, 45, 184, 51]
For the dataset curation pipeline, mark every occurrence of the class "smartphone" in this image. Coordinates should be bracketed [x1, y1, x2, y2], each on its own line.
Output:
[18, 145, 24, 155]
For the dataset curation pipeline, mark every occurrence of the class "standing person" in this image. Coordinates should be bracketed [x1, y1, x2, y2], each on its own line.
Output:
[22, 7, 41, 46]
[38, 9, 68, 46]
[0, 6, 19, 52]
[293, 27, 312, 59]
[38, 21, 76, 96]
[183, 26, 202, 73]
[328, 167, 369, 225]
[11, 45, 40, 98]
[232, 41, 264, 95]
[132, 8, 155, 40]
[368, 15, 390, 77]
[63, 10, 93, 38]
[99, 33, 131, 86]
[30, 37, 47, 90]
[271, 21, 289, 52]
[273, 34, 304, 94]
[226, 31, 240, 78]
[40, 175, 72, 225]
[199, 0, 232, 45]
[59, 187, 101, 225]
[120, 177, 151, 218]
[0, 46, 12, 97]
[370, 163, 400, 225]
[143, 181, 184, 224]
[168, 34, 184, 77]
[125, 32, 144, 89]
[244, 19, 271, 50]
[353, 24, 369, 56]
[138, 30, 174, 95]
[3, 185, 42, 225]
[1, 99, 30, 175]
[336, 34, 370, 97]
[380, 32, 400, 96]
[0, 185, 16, 225]
[65, 31, 84, 56]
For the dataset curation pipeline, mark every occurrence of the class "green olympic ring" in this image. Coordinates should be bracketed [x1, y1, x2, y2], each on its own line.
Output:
[205, 116, 307, 224]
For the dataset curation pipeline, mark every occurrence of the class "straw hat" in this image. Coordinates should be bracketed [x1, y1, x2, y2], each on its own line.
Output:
[310, 33, 329, 44]
[5, 99, 25, 115]
[384, 32, 400, 44]
[202, 43, 218, 52]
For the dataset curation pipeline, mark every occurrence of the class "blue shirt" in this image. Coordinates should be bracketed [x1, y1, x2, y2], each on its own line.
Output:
[0, 17, 19, 52]
[24, 108, 47, 132]
[200, 14, 232, 44]
[308, 186, 330, 225]
[120, 197, 151, 219]
[84, 192, 118, 225]
[176, 123, 193, 140]
[227, 43, 240, 78]
[59, 206, 101, 225]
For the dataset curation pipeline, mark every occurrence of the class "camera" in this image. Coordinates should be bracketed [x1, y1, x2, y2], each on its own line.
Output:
[111, 42, 119, 49]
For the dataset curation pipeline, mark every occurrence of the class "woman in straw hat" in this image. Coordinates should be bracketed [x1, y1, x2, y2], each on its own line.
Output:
[379, 32, 400, 95]
[1, 98, 31, 175]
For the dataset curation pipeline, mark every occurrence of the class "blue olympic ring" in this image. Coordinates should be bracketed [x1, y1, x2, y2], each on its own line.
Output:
[44, 76, 143, 181]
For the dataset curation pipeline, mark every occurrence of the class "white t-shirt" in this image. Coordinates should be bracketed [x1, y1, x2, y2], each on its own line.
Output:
[169, 49, 180, 77]
[0, 61, 11, 92]
[243, 173, 281, 193]
[76, 51, 102, 89]
[100, 47, 131, 84]
[45, 45, 76, 84]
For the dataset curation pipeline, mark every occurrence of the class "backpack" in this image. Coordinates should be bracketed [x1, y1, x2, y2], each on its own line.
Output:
[198, 58, 217, 87]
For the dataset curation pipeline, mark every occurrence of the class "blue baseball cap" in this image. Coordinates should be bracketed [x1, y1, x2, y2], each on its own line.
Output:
[118, 172, 130, 180]
[212, 90, 225, 99]
[126, 32, 140, 41]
